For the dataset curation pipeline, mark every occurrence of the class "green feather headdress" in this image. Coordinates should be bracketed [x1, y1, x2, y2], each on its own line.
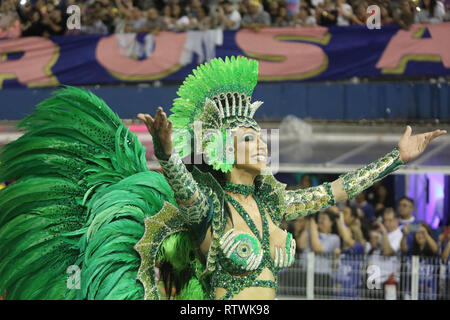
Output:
[169, 56, 263, 173]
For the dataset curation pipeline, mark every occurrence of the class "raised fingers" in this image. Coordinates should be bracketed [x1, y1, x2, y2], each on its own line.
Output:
[430, 129, 447, 141]
[154, 107, 162, 131]
[160, 110, 168, 129]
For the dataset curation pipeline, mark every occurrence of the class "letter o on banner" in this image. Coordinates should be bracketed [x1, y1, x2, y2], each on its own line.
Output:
[96, 32, 187, 81]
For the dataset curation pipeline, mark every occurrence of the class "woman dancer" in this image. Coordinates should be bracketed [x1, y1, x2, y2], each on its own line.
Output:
[0, 56, 445, 300]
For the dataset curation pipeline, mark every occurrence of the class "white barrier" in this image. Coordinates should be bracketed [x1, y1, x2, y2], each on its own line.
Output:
[277, 252, 448, 300]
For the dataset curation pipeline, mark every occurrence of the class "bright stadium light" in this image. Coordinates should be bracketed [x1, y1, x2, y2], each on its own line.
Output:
[20, 0, 27, 5]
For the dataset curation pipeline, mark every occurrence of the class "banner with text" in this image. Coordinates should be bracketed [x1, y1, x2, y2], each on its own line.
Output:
[0, 23, 449, 89]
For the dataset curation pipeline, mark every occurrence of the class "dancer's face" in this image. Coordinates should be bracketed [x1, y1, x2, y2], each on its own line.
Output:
[232, 127, 267, 174]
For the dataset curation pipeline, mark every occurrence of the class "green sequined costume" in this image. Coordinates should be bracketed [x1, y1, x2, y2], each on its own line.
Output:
[0, 57, 404, 300]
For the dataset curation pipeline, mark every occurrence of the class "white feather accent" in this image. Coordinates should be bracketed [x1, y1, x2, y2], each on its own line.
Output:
[249, 101, 264, 118]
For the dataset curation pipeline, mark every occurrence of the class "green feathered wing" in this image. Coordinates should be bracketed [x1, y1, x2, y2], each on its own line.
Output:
[0, 86, 205, 300]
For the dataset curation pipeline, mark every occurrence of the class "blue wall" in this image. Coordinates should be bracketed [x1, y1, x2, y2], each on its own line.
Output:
[0, 82, 448, 120]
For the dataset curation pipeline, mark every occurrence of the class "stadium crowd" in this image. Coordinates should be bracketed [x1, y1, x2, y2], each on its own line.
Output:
[279, 175, 449, 299]
[284, 176, 449, 264]
[0, 0, 448, 38]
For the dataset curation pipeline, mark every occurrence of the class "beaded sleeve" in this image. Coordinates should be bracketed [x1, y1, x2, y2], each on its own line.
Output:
[158, 152, 211, 225]
[283, 182, 335, 221]
[277, 149, 404, 221]
[254, 171, 335, 223]
[339, 148, 404, 199]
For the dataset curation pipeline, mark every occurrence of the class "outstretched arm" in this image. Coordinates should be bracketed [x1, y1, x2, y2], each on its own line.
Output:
[138, 108, 211, 226]
[282, 126, 446, 221]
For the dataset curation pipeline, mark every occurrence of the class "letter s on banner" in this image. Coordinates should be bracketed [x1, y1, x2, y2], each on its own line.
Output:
[235, 27, 330, 81]
[366, 5, 381, 30]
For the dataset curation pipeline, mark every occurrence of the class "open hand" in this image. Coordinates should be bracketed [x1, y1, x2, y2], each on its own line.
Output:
[137, 107, 173, 158]
[398, 126, 447, 163]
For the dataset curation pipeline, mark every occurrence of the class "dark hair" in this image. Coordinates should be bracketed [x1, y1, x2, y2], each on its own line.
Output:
[421, 0, 437, 17]
[398, 196, 414, 206]
[411, 222, 435, 256]
[382, 207, 399, 220]
[345, 203, 359, 219]
[318, 209, 339, 235]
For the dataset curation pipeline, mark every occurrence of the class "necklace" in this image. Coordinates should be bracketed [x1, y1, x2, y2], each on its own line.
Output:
[223, 182, 255, 196]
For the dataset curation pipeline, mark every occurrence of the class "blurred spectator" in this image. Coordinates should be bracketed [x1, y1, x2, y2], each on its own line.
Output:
[190, 5, 213, 30]
[311, 0, 325, 7]
[298, 211, 341, 296]
[299, 211, 341, 254]
[20, 8, 46, 36]
[415, 0, 445, 23]
[354, 0, 370, 24]
[368, 181, 389, 219]
[380, 4, 394, 24]
[241, 0, 271, 32]
[164, 4, 190, 31]
[138, 0, 159, 10]
[315, 0, 338, 26]
[5, 0, 447, 39]
[293, 6, 317, 26]
[273, 5, 291, 26]
[186, 0, 202, 19]
[299, 174, 313, 189]
[41, 8, 66, 36]
[370, 208, 403, 297]
[285, 0, 300, 16]
[353, 191, 376, 225]
[125, 7, 147, 32]
[239, 0, 250, 16]
[336, 0, 362, 25]
[267, 0, 279, 22]
[0, 0, 21, 39]
[329, 205, 365, 254]
[375, 208, 402, 256]
[397, 196, 415, 227]
[161, 4, 173, 28]
[365, 225, 382, 255]
[439, 227, 450, 262]
[141, 7, 166, 33]
[288, 216, 307, 252]
[217, 1, 241, 30]
[342, 205, 366, 249]
[401, 222, 438, 256]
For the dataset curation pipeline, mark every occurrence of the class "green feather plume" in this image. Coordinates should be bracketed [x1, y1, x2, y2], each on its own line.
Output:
[0, 86, 206, 300]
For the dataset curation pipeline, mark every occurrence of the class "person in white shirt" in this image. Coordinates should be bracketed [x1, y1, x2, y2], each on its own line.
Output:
[415, 0, 446, 24]
[372, 208, 403, 285]
[397, 196, 416, 228]
[336, 0, 355, 26]
[217, 1, 241, 30]
[311, 0, 325, 7]
[376, 208, 403, 255]
[293, 6, 317, 26]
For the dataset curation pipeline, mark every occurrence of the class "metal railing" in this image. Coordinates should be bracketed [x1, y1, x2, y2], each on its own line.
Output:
[277, 252, 449, 300]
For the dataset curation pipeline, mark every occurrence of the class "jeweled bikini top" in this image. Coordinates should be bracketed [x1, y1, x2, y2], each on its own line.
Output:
[209, 183, 296, 299]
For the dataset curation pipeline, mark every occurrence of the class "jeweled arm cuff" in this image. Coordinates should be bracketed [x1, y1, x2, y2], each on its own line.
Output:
[178, 186, 211, 225]
[339, 148, 405, 200]
[283, 182, 335, 221]
[158, 152, 198, 203]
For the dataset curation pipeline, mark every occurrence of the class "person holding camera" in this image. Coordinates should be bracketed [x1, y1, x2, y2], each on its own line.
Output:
[401, 222, 438, 256]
